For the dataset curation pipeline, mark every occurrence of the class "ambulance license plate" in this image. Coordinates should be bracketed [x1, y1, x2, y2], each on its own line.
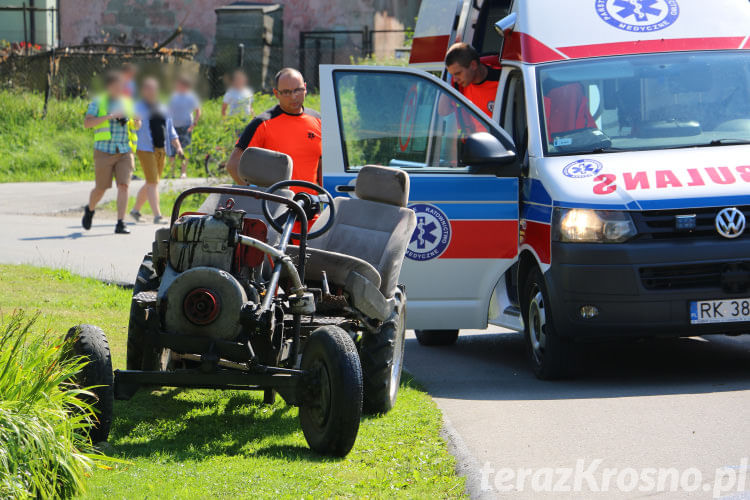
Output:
[690, 299, 750, 324]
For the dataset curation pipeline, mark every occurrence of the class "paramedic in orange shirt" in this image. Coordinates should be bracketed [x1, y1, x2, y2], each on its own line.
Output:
[444, 42, 500, 117]
[227, 68, 322, 187]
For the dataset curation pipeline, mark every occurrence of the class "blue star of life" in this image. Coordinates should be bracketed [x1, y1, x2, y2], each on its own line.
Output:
[406, 204, 451, 261]
[596, 0, 680, 33]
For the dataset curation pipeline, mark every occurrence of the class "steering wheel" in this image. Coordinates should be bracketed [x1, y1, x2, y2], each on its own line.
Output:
[262, 180, 336, 240]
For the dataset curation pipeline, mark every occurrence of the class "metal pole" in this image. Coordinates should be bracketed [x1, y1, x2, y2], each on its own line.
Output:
[22, 3, 28, 55]
[237, 43, 245, 69]
[29, 0, 35, 46]
[299, 33, 305, 80]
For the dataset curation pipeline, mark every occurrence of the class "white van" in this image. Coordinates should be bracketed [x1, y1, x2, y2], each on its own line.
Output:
[319, 0, 750, 378]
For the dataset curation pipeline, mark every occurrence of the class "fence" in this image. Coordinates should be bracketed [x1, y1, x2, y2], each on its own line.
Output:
[298, 28, 410, 90]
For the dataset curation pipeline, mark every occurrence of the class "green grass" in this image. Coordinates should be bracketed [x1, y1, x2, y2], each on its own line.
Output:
[0, 91, 321, 183]
[0, 265, 465, 499]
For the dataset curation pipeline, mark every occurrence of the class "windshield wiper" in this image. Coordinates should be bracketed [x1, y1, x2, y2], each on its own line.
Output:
[706, 138, 750, 146]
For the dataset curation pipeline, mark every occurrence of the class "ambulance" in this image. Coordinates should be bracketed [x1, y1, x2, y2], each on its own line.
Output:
[318, 0, 750, 378]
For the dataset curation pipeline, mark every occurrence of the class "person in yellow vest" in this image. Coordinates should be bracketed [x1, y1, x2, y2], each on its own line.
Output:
[82, 71, 140, 234]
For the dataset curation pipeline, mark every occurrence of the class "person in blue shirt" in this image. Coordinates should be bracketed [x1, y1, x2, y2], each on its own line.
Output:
[130, 77, 182, 224]
[167, 75, 201, 178]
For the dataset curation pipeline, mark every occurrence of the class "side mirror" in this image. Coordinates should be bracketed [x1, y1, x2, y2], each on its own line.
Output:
[461, 132, 521, 177]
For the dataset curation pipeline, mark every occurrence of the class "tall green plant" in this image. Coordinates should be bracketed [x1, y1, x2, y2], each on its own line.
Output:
[0, 311, 105, 499]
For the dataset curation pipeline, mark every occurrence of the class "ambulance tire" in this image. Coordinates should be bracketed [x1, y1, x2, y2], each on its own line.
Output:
[522, 267, 581, 380]
[414, 329, 459, 346]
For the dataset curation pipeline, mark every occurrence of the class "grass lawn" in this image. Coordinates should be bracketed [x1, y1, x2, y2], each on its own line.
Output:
[0, 91, 320, 183]
[0, 265, 465, 499]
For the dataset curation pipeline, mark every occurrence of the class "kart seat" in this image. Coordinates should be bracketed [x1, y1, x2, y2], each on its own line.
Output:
[198, 147, 294, 242]
[291, 165, 416, 320]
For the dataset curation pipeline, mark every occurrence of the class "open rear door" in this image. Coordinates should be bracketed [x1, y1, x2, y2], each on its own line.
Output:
[408, 0, 467, 72]
[320, 65, 520, 330]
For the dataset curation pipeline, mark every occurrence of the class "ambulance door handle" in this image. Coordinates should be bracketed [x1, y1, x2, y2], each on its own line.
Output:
[335, 185, 356, 193]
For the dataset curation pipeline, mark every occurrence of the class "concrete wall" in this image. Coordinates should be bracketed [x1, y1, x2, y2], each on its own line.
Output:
[59, 0, 419, 65]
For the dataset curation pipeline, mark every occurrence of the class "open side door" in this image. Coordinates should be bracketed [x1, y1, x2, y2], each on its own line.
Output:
[320, 65, 521, 330]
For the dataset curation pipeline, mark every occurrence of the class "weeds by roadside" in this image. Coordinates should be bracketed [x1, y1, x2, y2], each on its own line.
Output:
[0, 91, 320, 183]
[0, 311, 109, 499]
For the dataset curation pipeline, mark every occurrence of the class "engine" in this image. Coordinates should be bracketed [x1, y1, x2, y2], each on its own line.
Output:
[153, 206, 265, 341]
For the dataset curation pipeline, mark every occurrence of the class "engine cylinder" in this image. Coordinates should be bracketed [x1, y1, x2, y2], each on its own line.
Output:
[163, 267, 248, 339]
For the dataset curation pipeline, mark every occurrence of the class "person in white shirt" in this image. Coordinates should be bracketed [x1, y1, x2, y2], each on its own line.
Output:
[222, 69, 254, 117]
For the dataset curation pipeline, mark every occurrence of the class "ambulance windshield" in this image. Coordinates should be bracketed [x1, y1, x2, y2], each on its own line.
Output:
[537, 51, 750, 156]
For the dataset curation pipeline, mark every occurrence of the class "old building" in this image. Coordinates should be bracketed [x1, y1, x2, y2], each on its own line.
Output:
[58, 0, 419, 67]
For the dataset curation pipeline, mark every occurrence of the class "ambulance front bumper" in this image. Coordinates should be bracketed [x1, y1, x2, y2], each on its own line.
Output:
[545, 239, 750, 340]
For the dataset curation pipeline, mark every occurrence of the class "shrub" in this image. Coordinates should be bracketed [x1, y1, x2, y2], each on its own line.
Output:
[0, 311, 104, 499]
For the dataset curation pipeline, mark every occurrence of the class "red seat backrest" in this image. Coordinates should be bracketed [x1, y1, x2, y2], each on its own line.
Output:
[543, 83, 597, 141]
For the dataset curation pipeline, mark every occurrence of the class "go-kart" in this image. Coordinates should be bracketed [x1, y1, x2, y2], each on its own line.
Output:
[67, 147, 416, 456]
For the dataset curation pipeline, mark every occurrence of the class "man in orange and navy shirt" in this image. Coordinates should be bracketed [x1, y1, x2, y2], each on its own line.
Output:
[227, 67, 322, 186]
[444, 42, 500, 117]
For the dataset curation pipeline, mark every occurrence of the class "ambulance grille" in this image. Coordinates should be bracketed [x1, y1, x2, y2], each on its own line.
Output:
[640, 263, 725, 290]
[640, 262, 750, 291]
[632, 207, 750, 240]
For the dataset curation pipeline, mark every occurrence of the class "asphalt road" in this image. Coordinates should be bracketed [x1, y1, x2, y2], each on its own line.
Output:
[405, 328, 750, 499]
[2, 182, 750, 499]
[0, 179, 204, 283]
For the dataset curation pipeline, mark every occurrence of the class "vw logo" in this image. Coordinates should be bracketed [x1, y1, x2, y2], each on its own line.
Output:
[715, 208, 746, 239]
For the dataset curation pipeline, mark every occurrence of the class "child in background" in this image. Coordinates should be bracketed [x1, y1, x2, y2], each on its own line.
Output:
[222, 69, 254, 117]
[167, 75, 201, 178]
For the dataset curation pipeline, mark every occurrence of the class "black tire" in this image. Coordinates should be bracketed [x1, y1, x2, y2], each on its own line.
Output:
[360, 292, 406, 415]
[299, 325, 363, 457]
[65, 324, 114, 443]
[521, 267, 581, 380]
[127, 254, 161, 370]
[415, 329, 459, 346]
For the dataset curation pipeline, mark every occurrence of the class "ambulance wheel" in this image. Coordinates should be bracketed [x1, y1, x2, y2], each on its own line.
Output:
[65, 324, 114, 443]
[299, 325, 363, 457]
[415, 329, 459, 346]
[360, 291, 406, 415]
[522, 267, 581, 380]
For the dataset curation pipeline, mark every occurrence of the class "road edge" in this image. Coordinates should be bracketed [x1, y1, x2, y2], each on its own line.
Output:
[440, 411, 495, 499]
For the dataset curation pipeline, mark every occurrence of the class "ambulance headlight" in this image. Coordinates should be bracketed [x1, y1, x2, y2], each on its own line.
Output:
[553, 208, 637, 243]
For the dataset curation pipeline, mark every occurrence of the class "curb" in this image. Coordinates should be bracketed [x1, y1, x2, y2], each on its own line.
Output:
[440, 412, 496, 500]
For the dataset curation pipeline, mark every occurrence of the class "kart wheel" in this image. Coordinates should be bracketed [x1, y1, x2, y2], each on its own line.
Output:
[299, 325, 363, 457]
[522, 267, 581, 380]
[415, 329, 459, 346]
[127, 254, 164, 370]
[65, 324, 114, 443]
[360, 291, 406, 415]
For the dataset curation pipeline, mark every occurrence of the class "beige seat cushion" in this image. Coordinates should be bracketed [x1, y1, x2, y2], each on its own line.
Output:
[287, 246, 382, 291]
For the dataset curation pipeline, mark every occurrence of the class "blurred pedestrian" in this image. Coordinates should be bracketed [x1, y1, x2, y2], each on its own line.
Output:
[222, 69, 254, 117]
[130, 77, 182, 224]
[82, 70, 140, 234]
[121, 62, 137, 98]
[167, 75, 201, 179]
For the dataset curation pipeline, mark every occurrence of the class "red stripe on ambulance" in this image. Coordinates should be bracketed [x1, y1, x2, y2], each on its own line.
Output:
[558, 36, 747, 60]
[440, 220, 518, 259]
[521, 221, 551, 265]
[409, 35, 451, 64]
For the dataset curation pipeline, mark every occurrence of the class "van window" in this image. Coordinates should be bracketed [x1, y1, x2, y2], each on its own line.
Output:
[471, 0, 513, 56]
[501, 71, 528, 161]
[537, 51, 750, 156]
[333, 70, 493, 171]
